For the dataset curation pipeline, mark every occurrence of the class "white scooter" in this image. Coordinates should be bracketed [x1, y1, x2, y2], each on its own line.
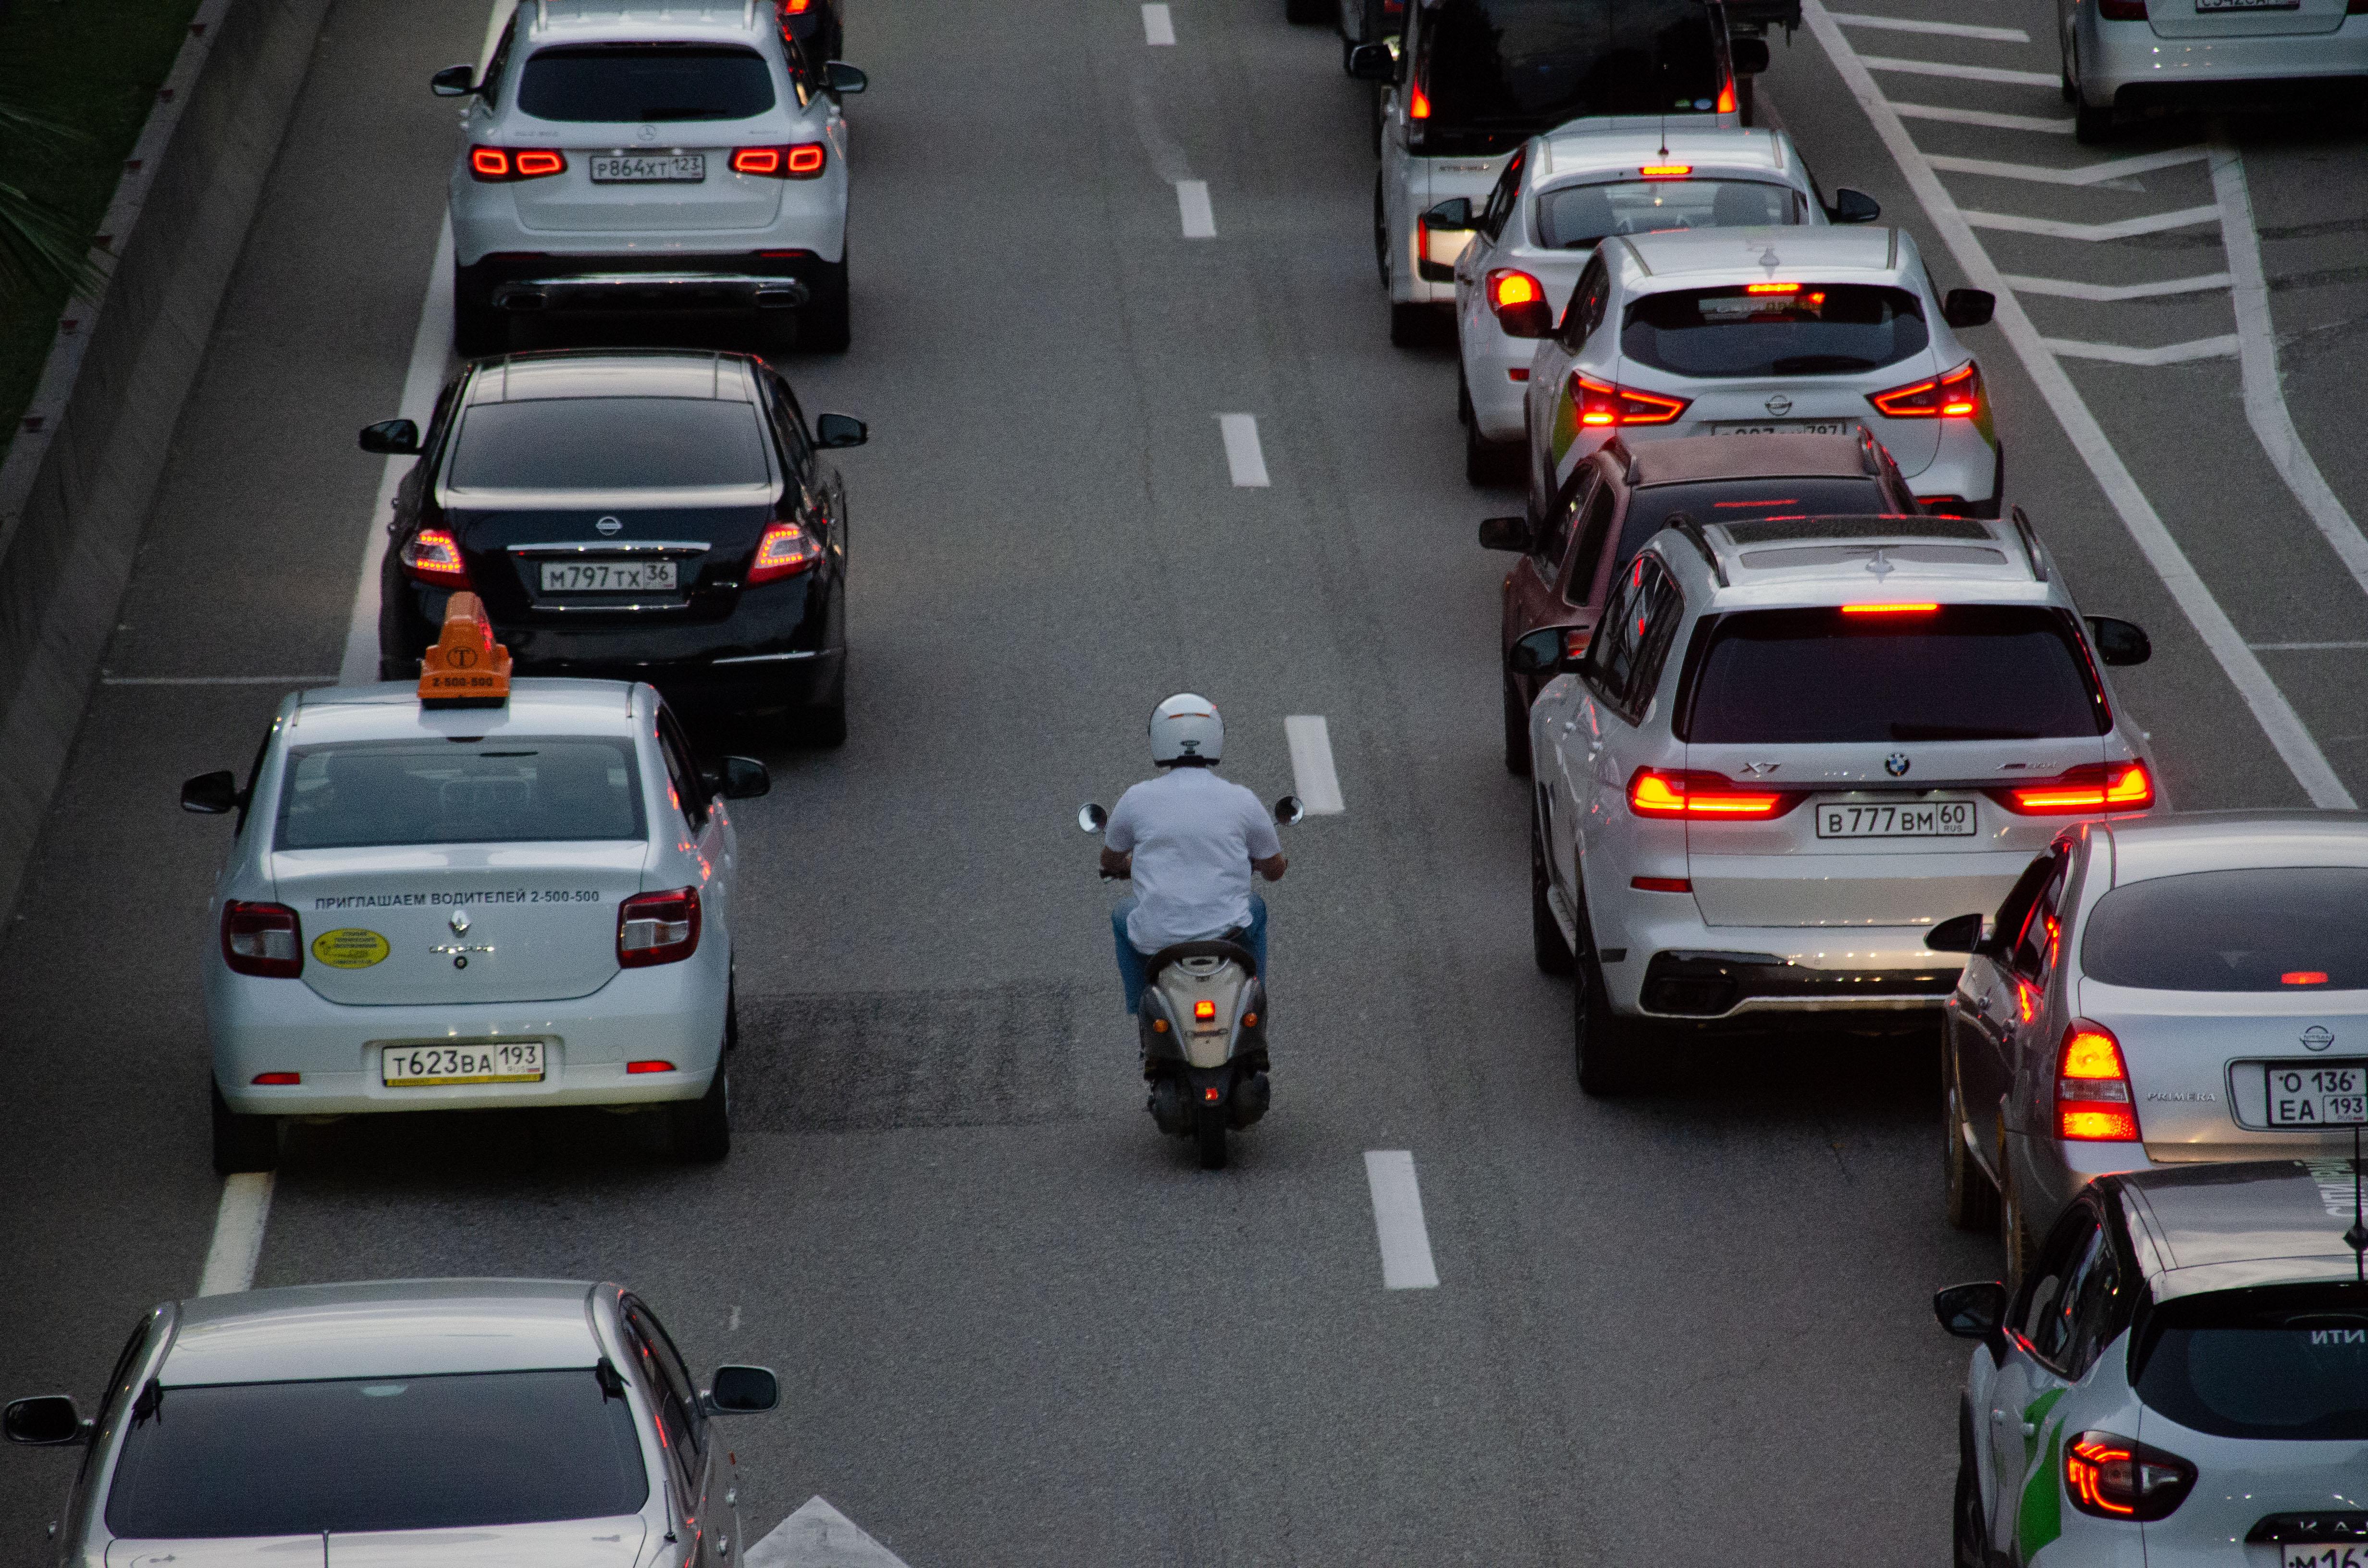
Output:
[1076, 795, 1303, 1170]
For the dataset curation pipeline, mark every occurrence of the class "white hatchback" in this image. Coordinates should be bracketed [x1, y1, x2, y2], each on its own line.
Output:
[440, 0, 864, 355]
[184, 627, 768, 1171]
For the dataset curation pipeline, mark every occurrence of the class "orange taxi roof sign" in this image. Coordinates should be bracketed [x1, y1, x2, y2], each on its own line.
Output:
[418, 592, 512, 708]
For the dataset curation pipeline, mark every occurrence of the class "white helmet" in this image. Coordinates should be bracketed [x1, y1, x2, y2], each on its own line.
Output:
[1148, 692, 1223, 766]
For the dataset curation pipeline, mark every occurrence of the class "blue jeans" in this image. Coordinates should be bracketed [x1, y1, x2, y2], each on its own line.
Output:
[1113, 894, 1267, 1015]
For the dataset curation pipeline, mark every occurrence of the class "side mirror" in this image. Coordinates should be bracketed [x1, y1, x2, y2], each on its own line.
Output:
[359, 418, 422, 456]
[1942, 287, 1997, 330]
[1730, 37, 1770, 74]
[430, 64, 478, 97]
[1932, 1281, 2009, 1340]
[1422, 197, 1474, 233]
[1825, 187, 1882, 225]
[181, 770, 240, 815]
[1346, 42, 1397, 82]
[1478, 514, 1533, 552]
[705, 1365, 779, 1414]
[814, 412, 868, 449]
[2086, 615, 2151, 667]
[1077, 802, 1109, 834]
[1274, 795, 1305, 826]
[719, 757, 771, 799]
[2, 1396, 85, 1446]
[824, 61, 867, 94]
[1924, 912, 1986, 954]
[1509, 625, 1585, 676]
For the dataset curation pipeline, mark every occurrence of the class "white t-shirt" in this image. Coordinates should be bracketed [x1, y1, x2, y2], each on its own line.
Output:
[1105, 766, 1282, 952]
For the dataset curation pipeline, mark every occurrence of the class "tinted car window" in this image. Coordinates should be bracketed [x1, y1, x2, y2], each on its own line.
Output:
[2133, 1283, 2368, 1440]
[450, 400, 771, 491]
[276, 740, 645, 850]
[105, 1370, 648, 1537]
[1421, 0, 1722, 129]
[2082, 868, 2368, 991]
[1623, 283, 1929, 378]
[519, 44, 775, 122]
[1682, 605, 2106, 743]
[1614, 478, 1888, 570]
[1537, 179, 1801, 249]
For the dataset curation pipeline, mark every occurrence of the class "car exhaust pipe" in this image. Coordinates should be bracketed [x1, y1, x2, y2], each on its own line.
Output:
[753, 281, 810, 310]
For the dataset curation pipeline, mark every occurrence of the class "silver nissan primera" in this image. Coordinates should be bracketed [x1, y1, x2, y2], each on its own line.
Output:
[3, 1280, 778, 1568]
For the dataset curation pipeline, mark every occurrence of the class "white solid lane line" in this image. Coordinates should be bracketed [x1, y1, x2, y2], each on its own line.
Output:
[1961, 204, 2221, 242]
[1892, 102, 2073, 135]
[1827, 11, 2029, 41]
[1142, 3, 1175, 44]
[1364, 1152, 1439, 1290]
[2044, 335, 2239, 367]
[339, 217, 456, 686]
[1217, 413, 1268, 486]
[2254, 641, 2368, 651]
[2209, 142, 2368, 603]
[1283, 715, 1345, 814]
[1926, 147, 2208, 186]
[1175, 178, 1215, 238]
[1857, 54, 2059, 87]
[2001, 270, 2232, 302]
[197, 1173, 274, 1296]
[1801, 0, 2355, 809]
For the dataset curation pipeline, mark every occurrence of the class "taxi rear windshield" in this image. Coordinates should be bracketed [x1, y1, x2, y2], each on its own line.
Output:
[275, 740, 645, 850]
[449, 399, 770, 491]
[1679, 605, 2106, 743]
[104, 1368, 648, 1537]
[1622, 284, 1929, 378]
[2132, 1283, 2368, 1441]
[1536, 180, 1804, 249]
[2081, 868, 2368, 991]
[1419, 0, 1722, 129]
[518, 43, 775, 122]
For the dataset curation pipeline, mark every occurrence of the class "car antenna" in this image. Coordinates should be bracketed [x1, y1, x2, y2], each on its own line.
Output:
[2347, 1122, 2368, 1284]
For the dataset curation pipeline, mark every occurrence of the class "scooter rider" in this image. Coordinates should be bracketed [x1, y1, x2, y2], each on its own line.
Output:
[1100, 694, 1287, 1015]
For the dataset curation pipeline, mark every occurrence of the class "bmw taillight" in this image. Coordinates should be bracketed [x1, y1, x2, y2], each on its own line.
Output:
[469, 146, 567, 182]
[1627, 768, 1798, 820]
[2055, 1021, 2140, 1142]
[1569, 371, 1690, 428]
[401, 527, 470, 587]
[2065, 1432, 2193, 1519]
[1992, 761, 2153, 816]
[747, 521, 820, 584]
[1869, 361, 1984, 419]
[222, 902, 302, 978]
[618, 888, 701, 968]
[731, 144, 826, 178]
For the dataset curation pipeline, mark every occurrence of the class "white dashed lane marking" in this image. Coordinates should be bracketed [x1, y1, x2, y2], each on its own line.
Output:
[1217, 413, 1267, 486]
[1175, 178, 1215, 237]
[1961, 204, 2221, 243]
[1364, 1152, 1439, 1290]
[1283, 715, 1344, 814]
[197, 1173, 274, 1296]
[1857, 54, 2058, 87]
[1142, 3, 1174, 44]
[2001, 271, 2232, 302]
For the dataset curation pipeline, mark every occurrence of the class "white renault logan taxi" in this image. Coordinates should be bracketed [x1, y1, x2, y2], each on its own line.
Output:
[184, 598, 768, 1171]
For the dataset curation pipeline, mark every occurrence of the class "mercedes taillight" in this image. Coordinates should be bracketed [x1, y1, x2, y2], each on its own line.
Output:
[731, 144, 826, 178]
[469, 146, 567, 182]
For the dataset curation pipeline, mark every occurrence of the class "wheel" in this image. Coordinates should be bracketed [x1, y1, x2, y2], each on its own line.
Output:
[1466, 416, 1519, 487]
[671, 1057, 732, 1162]
[1195, 1103, 1228, 1169]
[1286, 0, 1328, 23]
[2000, 1161, 2039, 1287]
[1943, 1047, 2001, 1232]
[1954, 1404, 1989, 1568]
[1529, 803, 1572, 975]
[1573, 905, 1651, 1094]
[211, 1081, 279, 1174]
[800, 258, 850, 353]
[1503, 674, 1532, 776]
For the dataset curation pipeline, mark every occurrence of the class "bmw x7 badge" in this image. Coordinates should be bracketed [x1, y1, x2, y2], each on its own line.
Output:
[1885, 753, 1911, 777]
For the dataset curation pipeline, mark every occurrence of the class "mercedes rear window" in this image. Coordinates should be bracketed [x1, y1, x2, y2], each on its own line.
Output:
[449, 399, 770, 491]
[275, 740, 645, 850]
[2082, 868, 2368, 991]
[104, 1369, 648, 1537]
[1612, 478, 1888, 569]
[1536, 180, 1803, 249]
[1680, 605, 2106, 743]
[2133, 1283, 2368, 1441]
[518, 44, 775, 122]
[1622, 283, 1929, 378]
[1420, 0, 1722, 130]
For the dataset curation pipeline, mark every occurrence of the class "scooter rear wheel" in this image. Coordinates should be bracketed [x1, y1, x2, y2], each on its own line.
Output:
[1195, 1104, 1229, 1170]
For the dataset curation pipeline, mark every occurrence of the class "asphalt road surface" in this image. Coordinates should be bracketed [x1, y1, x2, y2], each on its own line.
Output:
[5, 0, 2367, 1561]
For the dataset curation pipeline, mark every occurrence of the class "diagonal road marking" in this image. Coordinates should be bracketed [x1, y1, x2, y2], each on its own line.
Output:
[2046, 335, 2239, 366]
[1284, 715, 1345, 814]
[1141, 2, 1174, 43]
[1893, 102, 2074, 135]
[744, 1499, 912, 1568]
[1217, 413, 1268, 486]
[1859, 54, 2059, 86]
[1802, 0, 2353, 808]
[1175, 179, 1216, 238]
[2002, 271, 2232, 301]
[1927, 147, 2209, 186]
[1829, 11, 2029, 41]
[1963, 204, 2221, 242]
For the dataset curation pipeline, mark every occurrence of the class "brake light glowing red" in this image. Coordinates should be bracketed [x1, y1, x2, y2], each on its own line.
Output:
[1640, 164, 1692, 178]
[1869, 361, 1984, 419]
[251, 1072, 302, 1085]
[1840, 602, 1939, 615]
[1627, 768, 1793, 820]
[1410, 81, 1431, 118]
[1716, 80, 1737, 114]
[1569, 371, 1690, 429]
[401, 527, 469, 586]
[779, 0, 813, 12]
[626, 1060, 677, 1074]
[732, 147, 782, 175]
[2056, 1021, 2140, 1141]
[1997, 761, 2154, 816]
[2283, 971, 2330, 986]
[513, 149, 565, 178]
[747, 520, 820, 585]
[618, 888, 701, 968]
[2064, 1432, 2195, 1521]
[732, 144, 827, 178]
[1194, 999, 1218, 1020]
[1745, 282, 1798, 294]
[222, 902, 302, 979]
[1488, 269, 1542, 310]
[469, 146, 565, 182]
[470, 146, 510, 179]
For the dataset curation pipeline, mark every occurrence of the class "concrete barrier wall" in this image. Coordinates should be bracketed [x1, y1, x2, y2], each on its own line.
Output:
[0, 0, 333, 918]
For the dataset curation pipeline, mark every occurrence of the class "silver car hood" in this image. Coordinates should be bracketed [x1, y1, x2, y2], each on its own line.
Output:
[108, 1518, 649, 1568]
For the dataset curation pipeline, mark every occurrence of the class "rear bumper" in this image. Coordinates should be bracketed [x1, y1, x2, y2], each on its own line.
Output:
[457, 251, 842, 316]
[2078, 14, 2368, 106]
[1590, 900, 1967, 1022]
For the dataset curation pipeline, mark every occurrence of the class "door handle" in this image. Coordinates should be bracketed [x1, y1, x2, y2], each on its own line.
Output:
[2021, 1421, 2037, 1438]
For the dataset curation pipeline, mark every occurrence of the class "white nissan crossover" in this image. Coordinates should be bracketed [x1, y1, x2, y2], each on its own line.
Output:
[184, 622, 768, 1170]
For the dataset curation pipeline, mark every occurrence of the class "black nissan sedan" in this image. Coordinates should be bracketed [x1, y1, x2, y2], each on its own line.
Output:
[363, 350, 865, 741]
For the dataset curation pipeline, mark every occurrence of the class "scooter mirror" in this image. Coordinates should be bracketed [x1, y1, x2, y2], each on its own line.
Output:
[1077, 803, 1109, 834]
[1273, 795, 1305, 826]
